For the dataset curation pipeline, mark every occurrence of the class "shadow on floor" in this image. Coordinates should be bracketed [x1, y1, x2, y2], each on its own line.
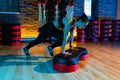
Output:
[0, 54, 50, 66]
[0, 54, 60, 73]
[34, 59, 60, 73]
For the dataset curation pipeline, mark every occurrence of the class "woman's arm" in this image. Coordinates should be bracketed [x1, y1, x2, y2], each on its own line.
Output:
[69, 26, 75, 49]
[61, 17, 70, 54]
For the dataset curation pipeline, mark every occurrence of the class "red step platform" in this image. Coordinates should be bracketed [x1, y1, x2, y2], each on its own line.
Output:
[52, 47, 88, 72]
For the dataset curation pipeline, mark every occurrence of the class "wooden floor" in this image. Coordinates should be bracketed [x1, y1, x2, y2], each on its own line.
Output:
[0, 41, 120, 80]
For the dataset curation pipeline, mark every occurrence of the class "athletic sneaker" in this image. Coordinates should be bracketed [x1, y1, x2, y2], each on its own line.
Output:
[46, 46, 54, 57]
[22, 47, 30, 56]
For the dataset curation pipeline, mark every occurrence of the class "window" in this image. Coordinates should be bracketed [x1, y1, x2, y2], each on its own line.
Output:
[84, 0, 92, 19]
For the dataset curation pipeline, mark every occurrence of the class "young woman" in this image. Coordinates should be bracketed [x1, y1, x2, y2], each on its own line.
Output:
[22, 11, 89, 57]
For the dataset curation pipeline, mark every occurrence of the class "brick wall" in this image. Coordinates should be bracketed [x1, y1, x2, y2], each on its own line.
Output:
[0, 0, 119, 39]
[98, 0, 117, 19]
[0, 0, 39, 38]
[0, 0, 119, 24]
[91, 0, 117, 20]
[19, 0, 38, 26]
[0, 0, 38, 26]
[74, 0, 83, 16]
[19, 0, 39, 38]
[117, 0, 120, 19]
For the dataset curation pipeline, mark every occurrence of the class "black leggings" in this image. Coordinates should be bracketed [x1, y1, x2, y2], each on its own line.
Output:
[25, 22, 63, 49]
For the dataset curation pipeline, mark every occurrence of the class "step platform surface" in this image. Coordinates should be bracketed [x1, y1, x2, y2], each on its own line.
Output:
[52, 47, 88, 72]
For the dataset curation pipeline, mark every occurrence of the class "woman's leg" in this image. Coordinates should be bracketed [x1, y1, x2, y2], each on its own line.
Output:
[25, 32, 47, 49]
[22, 23, 57, 56]
[46, 31, 63, 56]
[51, 31, 63, 48]
[22, 32, 48, 56]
